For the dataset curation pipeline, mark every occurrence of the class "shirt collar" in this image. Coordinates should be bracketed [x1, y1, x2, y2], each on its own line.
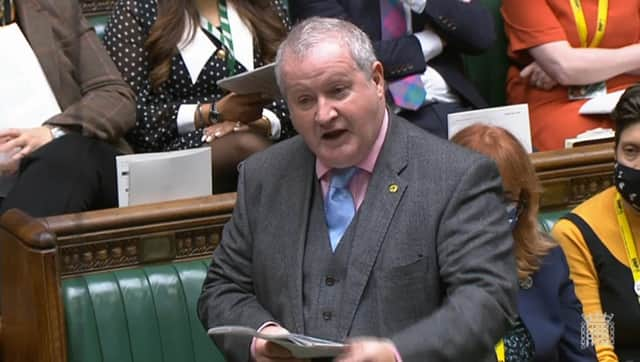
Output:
[316, 109, 389, 180]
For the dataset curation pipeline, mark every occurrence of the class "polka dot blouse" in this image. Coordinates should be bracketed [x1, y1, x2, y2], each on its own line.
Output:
[103, 0, 294, 152]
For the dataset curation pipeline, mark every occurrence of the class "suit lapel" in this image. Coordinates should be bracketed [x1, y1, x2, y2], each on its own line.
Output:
[337, 115, 409, 338]
[16, 0, 60, 98]
[277, 142, 315, 333]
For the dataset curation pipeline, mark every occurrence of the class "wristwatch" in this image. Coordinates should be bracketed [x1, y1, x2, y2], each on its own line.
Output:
[49, 126, 67, 139]
[208, 102, 222, 125]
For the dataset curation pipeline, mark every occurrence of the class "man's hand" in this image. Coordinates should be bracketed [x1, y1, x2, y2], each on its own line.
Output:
[520, 62, 558, 90]
[0, 127, 54, 162]
[254, 325, 309, 362]
[335, 338, 398, 362]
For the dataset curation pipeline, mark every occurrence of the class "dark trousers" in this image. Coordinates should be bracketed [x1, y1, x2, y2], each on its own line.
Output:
[0, 133, 119, 217]
[398, 101, 470, 139]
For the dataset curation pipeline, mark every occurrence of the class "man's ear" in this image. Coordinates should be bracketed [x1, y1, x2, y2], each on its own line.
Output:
[371, 61, 385, 95]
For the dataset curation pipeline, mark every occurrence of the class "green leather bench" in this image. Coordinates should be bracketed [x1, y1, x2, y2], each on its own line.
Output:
[0, 193, 236, 362]
[62, 260, 224, 362]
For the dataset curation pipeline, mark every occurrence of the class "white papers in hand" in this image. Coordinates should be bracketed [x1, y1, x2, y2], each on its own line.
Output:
[217, 63, 280, 98]
[116, 148, 212, 207]
[579, 89, 625, 115]
[207, 325, 345, 359]
[448, 104, 532, 153]
[0, 24, 61, 129]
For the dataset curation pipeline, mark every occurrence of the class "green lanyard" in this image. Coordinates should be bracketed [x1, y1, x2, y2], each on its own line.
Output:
[206, 0, 236, 76]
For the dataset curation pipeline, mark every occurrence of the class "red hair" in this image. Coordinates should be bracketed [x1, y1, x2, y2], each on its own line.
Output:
[451, 124, 555, 279]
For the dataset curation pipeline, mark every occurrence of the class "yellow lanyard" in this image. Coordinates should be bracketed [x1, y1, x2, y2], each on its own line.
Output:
[614, 192, 640, 303]
[569, 0, 608, 48]
[495, 338, 505, 362]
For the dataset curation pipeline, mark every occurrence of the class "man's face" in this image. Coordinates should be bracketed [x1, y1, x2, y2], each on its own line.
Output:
[281, 42, 386, 168]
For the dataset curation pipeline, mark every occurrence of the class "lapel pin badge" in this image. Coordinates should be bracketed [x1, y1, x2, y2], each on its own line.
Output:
[388, 184, 399, 193]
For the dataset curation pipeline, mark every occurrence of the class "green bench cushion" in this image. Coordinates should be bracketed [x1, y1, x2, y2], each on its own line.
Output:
[62, 259, 224, 362]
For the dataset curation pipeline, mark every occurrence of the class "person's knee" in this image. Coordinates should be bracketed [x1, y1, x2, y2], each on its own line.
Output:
[233, 132, 272, 156]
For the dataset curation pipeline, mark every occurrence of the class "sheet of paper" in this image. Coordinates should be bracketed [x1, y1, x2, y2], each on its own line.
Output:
[116, 148, 212, 207]
[579, 89, 625, 115]
[207, 325, 345, 359]
[217, 63, 280, 98]
[0, 24, 61, 129]
[448, 103, 532, 153]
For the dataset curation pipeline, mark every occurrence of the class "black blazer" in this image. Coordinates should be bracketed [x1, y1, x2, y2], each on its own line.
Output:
[289, 0, 495, 108]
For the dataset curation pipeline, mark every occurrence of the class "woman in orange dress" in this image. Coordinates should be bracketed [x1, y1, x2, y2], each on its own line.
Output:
[501, 0, 640, 151]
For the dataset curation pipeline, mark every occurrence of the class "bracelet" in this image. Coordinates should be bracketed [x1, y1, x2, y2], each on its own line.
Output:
[195, 103, 205, 129]
[208, 102, 222, 125]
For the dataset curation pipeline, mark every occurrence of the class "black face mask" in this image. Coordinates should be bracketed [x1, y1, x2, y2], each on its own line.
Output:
[615, 162, 640, 212]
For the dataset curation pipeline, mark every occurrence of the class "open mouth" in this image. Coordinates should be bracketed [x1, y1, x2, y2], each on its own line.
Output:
[322, 129, 347, 140]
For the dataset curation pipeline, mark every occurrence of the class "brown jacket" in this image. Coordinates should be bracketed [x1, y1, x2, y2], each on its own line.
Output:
[16, 0, 135, 142]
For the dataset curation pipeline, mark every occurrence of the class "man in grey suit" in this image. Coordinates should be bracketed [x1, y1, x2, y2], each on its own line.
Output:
[198, 17, 517, 362]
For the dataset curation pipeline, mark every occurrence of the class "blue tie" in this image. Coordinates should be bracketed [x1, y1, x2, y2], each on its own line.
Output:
[325, 167, 358, 252]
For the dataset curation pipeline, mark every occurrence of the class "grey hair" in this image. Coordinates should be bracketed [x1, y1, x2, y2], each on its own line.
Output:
[274, 17, 378, 94]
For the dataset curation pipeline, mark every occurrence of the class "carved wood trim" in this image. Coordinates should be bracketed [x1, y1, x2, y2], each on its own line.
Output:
[532, 143, 615, 211]
[43, 194, 235, 277]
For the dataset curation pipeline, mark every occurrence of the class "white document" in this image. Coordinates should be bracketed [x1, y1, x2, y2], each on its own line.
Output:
[0, 24, 61, 129]
[116, 148, 212, 207]
[448, 104, 533, 153]
[217, 63, 280, 98]
[207, 326, 345, 359]
[579, 89, 625, 115]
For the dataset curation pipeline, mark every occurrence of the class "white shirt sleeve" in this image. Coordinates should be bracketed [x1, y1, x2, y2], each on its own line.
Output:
[177, 104, 198, 134]
[413, 29, 444, 62]
[402, 0, 426, 13]
[262, 108, 282, 140]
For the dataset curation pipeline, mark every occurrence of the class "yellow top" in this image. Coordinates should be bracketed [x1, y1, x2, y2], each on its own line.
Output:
[553, 186, 640, 362]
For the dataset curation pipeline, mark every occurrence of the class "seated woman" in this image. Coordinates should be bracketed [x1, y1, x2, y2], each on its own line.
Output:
[0, 0, 135, 217]
[104, 0, 294, 193]
[452, 124, 596, 362]
[501, 0, 640, 151]
[553, 85, 640, 361]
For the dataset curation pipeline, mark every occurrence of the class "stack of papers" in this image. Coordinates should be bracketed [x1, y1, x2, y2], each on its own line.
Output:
[207, 325, 345, 359]
[116, 148, 212, 207]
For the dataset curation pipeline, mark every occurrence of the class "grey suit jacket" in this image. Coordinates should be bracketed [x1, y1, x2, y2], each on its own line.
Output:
[16, 0, 135, 142]
[198, 115, 518, 362]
